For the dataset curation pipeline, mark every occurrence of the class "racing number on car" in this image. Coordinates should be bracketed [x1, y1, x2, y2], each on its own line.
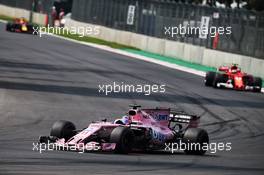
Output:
[152, 130, 166, 142]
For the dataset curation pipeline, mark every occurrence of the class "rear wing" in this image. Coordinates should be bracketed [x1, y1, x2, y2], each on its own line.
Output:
[218, 65, 229, 72]
[169, 111, 200, 128]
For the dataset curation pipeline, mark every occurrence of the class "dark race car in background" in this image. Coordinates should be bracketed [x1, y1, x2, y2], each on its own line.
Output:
[6, 17, 38, 34]
[205, 64, 262, 92]
[39, 105, 209, 155]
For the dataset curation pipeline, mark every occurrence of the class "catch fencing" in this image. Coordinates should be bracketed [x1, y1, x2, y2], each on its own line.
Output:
[0, 0, 53, 14]
[71, 0, 264, 59]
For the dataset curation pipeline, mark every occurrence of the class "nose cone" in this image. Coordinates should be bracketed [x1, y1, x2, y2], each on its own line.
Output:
[131, 113, 142, 121]
[235, 77, 244, 89]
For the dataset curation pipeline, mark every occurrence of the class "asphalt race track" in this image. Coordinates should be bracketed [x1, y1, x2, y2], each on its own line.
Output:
[0, 22, 264, 175]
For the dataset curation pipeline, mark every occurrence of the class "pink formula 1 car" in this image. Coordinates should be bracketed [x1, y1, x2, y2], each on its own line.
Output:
[39, 105, 209, 155]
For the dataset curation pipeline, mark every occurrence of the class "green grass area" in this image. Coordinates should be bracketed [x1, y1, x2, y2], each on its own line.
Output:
[0, 14, 14, 22]
[43, 27, 139, 50]
[123, 48, 217, 72]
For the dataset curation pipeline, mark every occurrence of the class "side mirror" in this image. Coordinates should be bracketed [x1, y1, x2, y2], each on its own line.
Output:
[101, 118, 107, 122]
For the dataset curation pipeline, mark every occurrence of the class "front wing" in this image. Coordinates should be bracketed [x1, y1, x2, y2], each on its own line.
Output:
[39, 136, 116, 153]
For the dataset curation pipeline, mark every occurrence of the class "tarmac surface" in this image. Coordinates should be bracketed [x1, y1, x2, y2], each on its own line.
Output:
[0, 23, 264, 175]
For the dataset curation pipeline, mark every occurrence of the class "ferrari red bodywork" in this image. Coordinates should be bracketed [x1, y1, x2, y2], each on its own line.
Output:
[205, 64, 262, 92]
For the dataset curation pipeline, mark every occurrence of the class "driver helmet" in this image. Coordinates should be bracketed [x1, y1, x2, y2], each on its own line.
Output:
[121, 115, 131, 125]
[230, 64, 240, 73]
[20, 18, 26, 24]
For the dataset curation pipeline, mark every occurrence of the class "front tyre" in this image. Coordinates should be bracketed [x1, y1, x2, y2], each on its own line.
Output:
[253, 77, 262, 93]
[183, 128, 209, 155]
[50, 120, 76, 141]
[110, 126, 135, 154]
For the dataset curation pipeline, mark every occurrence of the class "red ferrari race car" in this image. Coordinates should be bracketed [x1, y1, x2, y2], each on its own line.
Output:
[39, 105, 209, 155]
[6, 17, 38, 34]
[205, 64, 262, 92]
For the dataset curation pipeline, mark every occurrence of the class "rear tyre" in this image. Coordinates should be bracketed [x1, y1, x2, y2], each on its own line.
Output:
[253, 77, 262, 93]
[205, 71, 216, 86]
[243, 76, 253, 86]
[6, 23, 11, 31]
[50, 120, 76, 141]
[183, 128, 209, 155]
[110, 127, 135, 154]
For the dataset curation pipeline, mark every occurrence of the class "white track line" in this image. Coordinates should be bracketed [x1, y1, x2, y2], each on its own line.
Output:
[0, 19, 7, 23]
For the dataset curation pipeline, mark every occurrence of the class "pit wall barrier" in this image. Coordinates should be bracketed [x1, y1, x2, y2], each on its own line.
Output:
[0, 4, 46, 26]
